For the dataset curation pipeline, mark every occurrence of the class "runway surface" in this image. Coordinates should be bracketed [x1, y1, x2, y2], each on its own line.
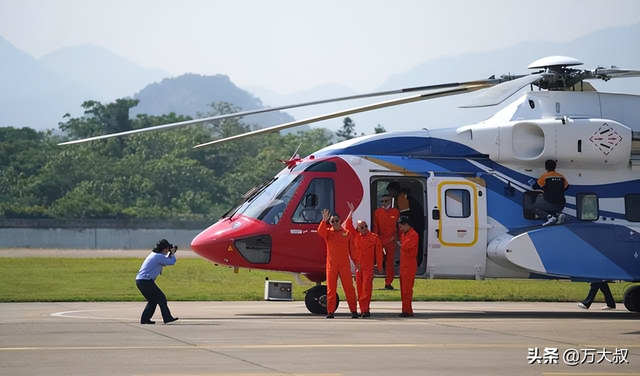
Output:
[1, 301, 638, 376]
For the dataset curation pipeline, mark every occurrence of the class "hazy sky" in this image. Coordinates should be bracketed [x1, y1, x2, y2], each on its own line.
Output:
[1, 0, 639, 95]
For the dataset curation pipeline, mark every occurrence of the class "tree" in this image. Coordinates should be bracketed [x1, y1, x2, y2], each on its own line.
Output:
[374, 124, 387, 133]
[59, 99, 140, 139]
[1, 98, 337, 220]
[336, 117, 357, 141]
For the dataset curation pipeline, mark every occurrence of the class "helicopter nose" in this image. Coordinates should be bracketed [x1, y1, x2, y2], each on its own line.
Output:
[190, 223, 230, 260]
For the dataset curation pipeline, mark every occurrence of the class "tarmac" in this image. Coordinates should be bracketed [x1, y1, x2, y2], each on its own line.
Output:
[1, 249, 639, 375]
[0, 301, 638, 376]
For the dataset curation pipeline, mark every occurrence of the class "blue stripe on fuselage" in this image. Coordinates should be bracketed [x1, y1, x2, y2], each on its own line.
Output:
[527, 224, 640, 281]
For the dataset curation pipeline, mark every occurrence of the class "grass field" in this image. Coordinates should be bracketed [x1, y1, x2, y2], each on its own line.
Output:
[0, 257, 633, 303]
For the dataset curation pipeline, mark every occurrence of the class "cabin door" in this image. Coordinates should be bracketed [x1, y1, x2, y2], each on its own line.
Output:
[425, 175, 487, 279]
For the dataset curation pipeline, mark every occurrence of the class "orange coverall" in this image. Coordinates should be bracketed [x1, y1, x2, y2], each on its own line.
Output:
[399, 227, 419, 315]
[373, 206, 400, 285]
[317, 222, 358, 315]
[346, 220, 383, 314]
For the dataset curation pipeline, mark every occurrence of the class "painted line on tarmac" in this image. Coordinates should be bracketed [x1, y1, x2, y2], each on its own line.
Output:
[51, 307, 140, 320]
[3, 343, 639, 351]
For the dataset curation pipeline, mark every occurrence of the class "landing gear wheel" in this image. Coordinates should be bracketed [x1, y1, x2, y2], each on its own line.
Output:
[304, 285, 339, 314]
[623, 285, 640, 312]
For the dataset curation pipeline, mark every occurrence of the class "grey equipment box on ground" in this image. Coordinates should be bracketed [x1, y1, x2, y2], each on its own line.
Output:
[264, 280, 293, 301]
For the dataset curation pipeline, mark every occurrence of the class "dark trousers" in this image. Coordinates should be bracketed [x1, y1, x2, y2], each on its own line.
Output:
[532, 196, 564, 219]
[582, 282, 616, 308]
[136, 279, 174, 323]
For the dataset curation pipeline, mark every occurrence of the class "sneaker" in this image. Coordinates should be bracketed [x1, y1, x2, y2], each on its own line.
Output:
[577, 303, 589, 309]
[141, 320, 155, 324]
[601, 305, 615, 310]
[384, 284, 394, 290]
[542, 215, 557, 226]
[351, 311, 359, 319]
[325, 313, 334, 319]
[164, 317, 179, 324]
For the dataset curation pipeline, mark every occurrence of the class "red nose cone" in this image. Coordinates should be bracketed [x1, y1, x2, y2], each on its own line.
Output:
[190, 216, 267, 266]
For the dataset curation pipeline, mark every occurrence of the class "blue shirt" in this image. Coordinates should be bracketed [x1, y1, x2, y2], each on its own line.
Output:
[136, 252, 177, 281]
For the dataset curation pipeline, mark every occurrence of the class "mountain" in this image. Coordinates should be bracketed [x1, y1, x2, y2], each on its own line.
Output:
[1, 23, 638, 134]
[0, 36, 99, 130]
[0, 38, 296, 132]
[40, 44, 169, 104]
[131, 74, 295, 129]
[0, 39, 170, 130]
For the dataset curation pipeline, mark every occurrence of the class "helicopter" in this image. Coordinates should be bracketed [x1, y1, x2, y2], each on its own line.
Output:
[60, 56, 640, 313]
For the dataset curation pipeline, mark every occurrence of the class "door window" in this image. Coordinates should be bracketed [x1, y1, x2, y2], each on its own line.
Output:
[445, 189, 471, 218]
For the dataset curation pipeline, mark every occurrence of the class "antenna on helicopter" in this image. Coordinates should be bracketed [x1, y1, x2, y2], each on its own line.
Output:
[278, 143, 303, 169]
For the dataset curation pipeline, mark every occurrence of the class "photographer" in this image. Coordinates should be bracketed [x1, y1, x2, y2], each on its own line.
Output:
[135, 239, 179, 324]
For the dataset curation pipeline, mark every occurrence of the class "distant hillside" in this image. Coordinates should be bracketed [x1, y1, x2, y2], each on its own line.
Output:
[0, 38, 298, 132]
[2, 23, 637, 134]
[0, 38, 169, 130]
[40, 44, 169, 103]
[131, 74, 296, 130]
[0, 36, 99, 130]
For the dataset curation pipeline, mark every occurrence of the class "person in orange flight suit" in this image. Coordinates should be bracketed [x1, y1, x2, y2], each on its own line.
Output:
[373, 194, 400, 290]
[317, 208, 359, 319]
[397, 215, 418, 317]
[346, 202, 383, 318]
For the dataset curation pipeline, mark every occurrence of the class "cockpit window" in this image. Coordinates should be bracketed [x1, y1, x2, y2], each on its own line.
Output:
[241, 174, 303, 224]
[292, 178, 335, 223]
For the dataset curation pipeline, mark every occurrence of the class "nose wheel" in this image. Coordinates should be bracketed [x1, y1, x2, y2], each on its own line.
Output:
[304, 285, 340, 314]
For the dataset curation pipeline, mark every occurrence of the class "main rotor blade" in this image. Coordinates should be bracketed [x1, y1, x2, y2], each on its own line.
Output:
[58, 78, 499, 146]
[460, 73, 545, 108]
[193, 84, 491, 149]
[591, 68, 640, 80]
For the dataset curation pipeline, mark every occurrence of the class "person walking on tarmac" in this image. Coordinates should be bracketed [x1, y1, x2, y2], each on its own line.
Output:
[397, 216, 418, 317]
[318, 208, 359, 319]
[346, 202, 383, 318]
[578, 281, 616, 310]
[373, 194, 400, 290]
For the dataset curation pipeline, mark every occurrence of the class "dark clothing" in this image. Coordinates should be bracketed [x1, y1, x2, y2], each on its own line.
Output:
[532, 170, 569, 218]
[136, 279, 175, 323]
[531, 196, 565, 219]
[533, 170, 568, 206]
[581, 282, 616, 308]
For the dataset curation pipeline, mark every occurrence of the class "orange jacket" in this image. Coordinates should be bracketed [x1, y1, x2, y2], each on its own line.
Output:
[345, 220, 384, 273]
[317, 221, 354, 268]
[400, 228, 419, 270]
[373, 206, 400, 244]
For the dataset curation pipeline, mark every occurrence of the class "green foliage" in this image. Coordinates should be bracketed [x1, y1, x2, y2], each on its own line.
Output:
[0, 99, 336, 220]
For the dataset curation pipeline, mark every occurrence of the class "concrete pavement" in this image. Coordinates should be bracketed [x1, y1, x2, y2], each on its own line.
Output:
[1, 301, 638, 376]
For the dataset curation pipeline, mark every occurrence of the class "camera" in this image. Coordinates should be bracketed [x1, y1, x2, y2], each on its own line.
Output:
[172, 245, 178, 252]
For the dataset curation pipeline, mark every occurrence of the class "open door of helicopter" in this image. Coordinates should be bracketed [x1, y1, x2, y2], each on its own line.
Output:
[370, 178, 428, 276]
[426, 174, 488, 280]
